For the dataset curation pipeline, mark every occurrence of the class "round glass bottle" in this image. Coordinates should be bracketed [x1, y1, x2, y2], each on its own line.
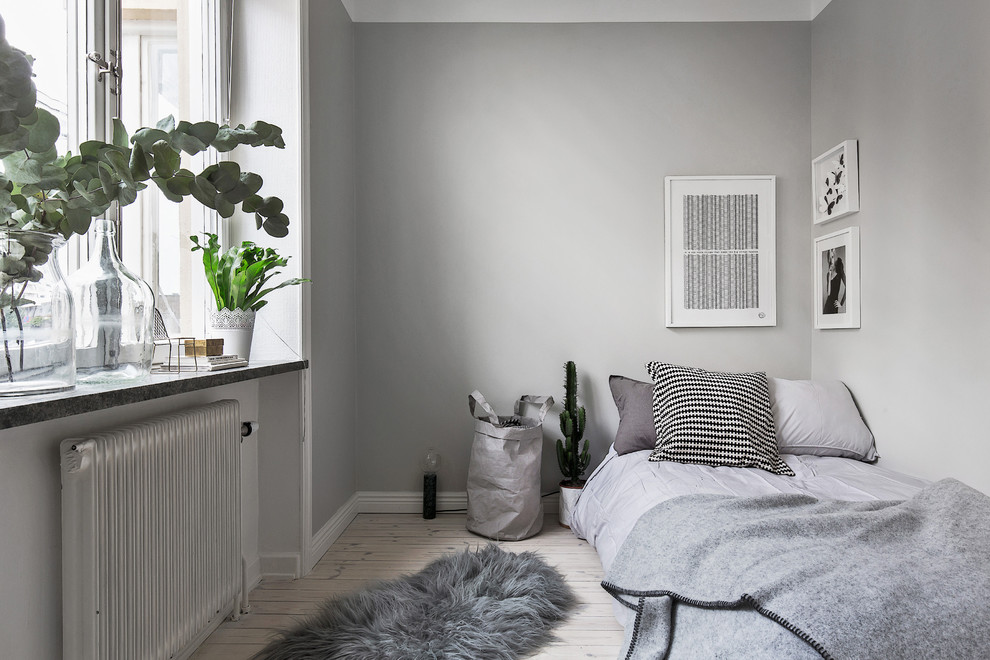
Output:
[0, 230, 75, 395]
[70, 218, 155, 382]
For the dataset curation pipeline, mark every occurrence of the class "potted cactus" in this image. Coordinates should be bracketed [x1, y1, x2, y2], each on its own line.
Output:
[556, 360, 591, 528]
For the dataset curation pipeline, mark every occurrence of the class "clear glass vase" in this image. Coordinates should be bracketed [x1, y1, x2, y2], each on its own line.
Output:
[70, 218, 155, 383]
[0, 230, 75, 395]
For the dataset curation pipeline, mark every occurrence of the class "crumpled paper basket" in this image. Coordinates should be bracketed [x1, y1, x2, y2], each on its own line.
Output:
[466, 390, 553, 541]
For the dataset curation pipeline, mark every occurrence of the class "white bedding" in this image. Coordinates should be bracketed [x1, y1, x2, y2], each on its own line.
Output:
[570, 446, 930, 574]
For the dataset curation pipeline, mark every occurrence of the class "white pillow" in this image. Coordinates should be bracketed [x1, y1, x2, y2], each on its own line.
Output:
[768, 378, 877, 462]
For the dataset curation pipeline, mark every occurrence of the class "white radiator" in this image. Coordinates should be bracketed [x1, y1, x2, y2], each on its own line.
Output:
[61, 400, 244, 660]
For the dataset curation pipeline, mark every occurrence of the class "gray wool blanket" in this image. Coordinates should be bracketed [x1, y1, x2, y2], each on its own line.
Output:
[602, 478, 990, 659]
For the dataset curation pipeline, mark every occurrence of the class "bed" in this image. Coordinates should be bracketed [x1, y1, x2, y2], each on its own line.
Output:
[569, 363, 990, 659]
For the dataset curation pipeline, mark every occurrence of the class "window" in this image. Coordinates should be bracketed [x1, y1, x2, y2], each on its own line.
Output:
[2, 0, 229, 338]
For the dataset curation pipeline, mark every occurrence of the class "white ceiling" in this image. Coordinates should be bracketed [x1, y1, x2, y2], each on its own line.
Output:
[340, 0, 834, 23]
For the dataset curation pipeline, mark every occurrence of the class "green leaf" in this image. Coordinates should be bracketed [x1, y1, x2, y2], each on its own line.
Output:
[262, 215, 290, 237]
[155, 115, 175, 132]
[111, 118, 130, 149]
[79, 140, 104, 158]
[130, 127, 169, 151]
[248, 120, 285, 148]
[0, 151, 61, 186]
[189, 121, 219, 146]
[171, 121, 209, 154]
[258, 196, 284, 218]
[97, 163, 117, 198]
[152, 176, 184, 203]
[210, 121, 286, 152]
[151, 140, 180, 178]
[24, 108, 61, 153]
[240, 172, 263, 194]
[64, 206, 93, 234]
[223, 182, 252, 205]
[242, 194, 264, 213]
[210, 126, 242, 152]
[164, 169, 195, 196]
[70, 179, 101, 206]
[129, 142, 151, 180]
[104, 149, 135, 188]
[59, 153, 82, 169]
[190, 175, 216, 208]
[116, 183, 138, 207]
[214, 191, 235, 218]
[207, 161, 241, 193]
[223, 171, 263, 205]
[0, 125, 29, 157]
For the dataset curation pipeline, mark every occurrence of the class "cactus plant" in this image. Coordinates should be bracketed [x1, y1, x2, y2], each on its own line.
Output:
[556, 360, 591, 487]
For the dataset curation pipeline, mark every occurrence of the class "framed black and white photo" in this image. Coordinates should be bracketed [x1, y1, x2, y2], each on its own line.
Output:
[664, 175, 776, 327]
[812, 140, 860, 224]
[814, 227, 860, 329]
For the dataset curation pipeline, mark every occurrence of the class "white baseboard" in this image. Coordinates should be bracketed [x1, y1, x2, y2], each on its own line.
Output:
[266, 490, 561, 581]
[356, 490, 559, 514]
[308, 492, 361, 570]
[243, 556, 262, 593]
[542, 492, 560, 514]
[259, 552, 302, 580]
[356, 490, 466, 513]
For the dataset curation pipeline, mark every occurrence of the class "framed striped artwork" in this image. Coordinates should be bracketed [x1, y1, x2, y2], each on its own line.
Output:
[664, 175, 776, 327]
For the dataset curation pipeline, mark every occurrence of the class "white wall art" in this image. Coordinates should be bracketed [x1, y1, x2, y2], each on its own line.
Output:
[813, 139, 860, 224]
[814, 226, 860, 329]
[665, 175, 776, 327]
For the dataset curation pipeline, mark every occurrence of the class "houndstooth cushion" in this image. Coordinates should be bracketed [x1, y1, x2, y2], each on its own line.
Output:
[645, 362, 794, 476]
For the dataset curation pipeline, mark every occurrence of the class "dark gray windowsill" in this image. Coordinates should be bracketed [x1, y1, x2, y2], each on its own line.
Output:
[0, 359, 308, 430]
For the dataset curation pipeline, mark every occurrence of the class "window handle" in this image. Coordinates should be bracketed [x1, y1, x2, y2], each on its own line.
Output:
[87, 50, 121, 95]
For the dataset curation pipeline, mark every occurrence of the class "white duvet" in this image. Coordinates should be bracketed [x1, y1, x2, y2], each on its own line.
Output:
[570, 447, 930, 574]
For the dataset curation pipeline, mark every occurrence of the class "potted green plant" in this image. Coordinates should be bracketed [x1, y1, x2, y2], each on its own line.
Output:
[0, 13, 291, 390]
[556, 360, 591, 528]
[190, 232, 309, 362]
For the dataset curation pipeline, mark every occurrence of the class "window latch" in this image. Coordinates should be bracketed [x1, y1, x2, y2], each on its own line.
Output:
[87, 50, 122, 95]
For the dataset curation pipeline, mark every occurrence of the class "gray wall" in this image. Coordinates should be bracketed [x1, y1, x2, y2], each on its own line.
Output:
[308, 0, 358, 531]
[811, 0, 990, 494]
[354, 22, 813, 493]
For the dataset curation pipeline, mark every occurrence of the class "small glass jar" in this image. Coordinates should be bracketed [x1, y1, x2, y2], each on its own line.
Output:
[0, 230, 75, 395]
[70, 218, 154, 383]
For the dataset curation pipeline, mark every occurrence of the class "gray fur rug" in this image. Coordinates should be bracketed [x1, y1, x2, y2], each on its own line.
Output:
[254, 544, 577, 660]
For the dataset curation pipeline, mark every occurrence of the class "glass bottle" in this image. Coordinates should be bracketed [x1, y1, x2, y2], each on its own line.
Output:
[0, 230, 75, 395]
[70, 218, 155, 382]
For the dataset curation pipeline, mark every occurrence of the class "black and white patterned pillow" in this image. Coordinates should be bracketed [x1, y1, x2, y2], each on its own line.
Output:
[645, 361, 794, 476]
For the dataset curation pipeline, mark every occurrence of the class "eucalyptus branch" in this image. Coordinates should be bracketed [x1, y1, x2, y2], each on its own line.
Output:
[0, 311, 12, 382]
[0, 281, 12, 382]
[1, 22, 293, 241]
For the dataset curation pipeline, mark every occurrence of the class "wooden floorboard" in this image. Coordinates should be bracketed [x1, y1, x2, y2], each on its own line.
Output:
[190, 512, 622, 659]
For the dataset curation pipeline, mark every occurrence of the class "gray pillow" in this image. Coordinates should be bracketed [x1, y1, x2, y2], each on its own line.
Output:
[609, 375, 657, 455]
[768, 378, 878, 462]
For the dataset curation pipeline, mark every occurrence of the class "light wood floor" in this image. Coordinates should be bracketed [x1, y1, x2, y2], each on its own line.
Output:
[190, 512, 623, 659]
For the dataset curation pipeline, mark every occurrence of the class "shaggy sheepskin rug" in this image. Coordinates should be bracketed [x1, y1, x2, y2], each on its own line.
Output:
[254, 544, 577, 660]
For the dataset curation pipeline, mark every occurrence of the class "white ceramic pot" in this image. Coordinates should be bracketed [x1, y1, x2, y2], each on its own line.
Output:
[208, 308, 256, 361]
[558, 482, 584, 529]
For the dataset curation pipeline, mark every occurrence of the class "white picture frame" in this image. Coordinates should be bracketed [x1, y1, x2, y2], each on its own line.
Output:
[812, 139, 860, 224]
[814, 227, 860, 329]
[664, 175, 776, 327]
